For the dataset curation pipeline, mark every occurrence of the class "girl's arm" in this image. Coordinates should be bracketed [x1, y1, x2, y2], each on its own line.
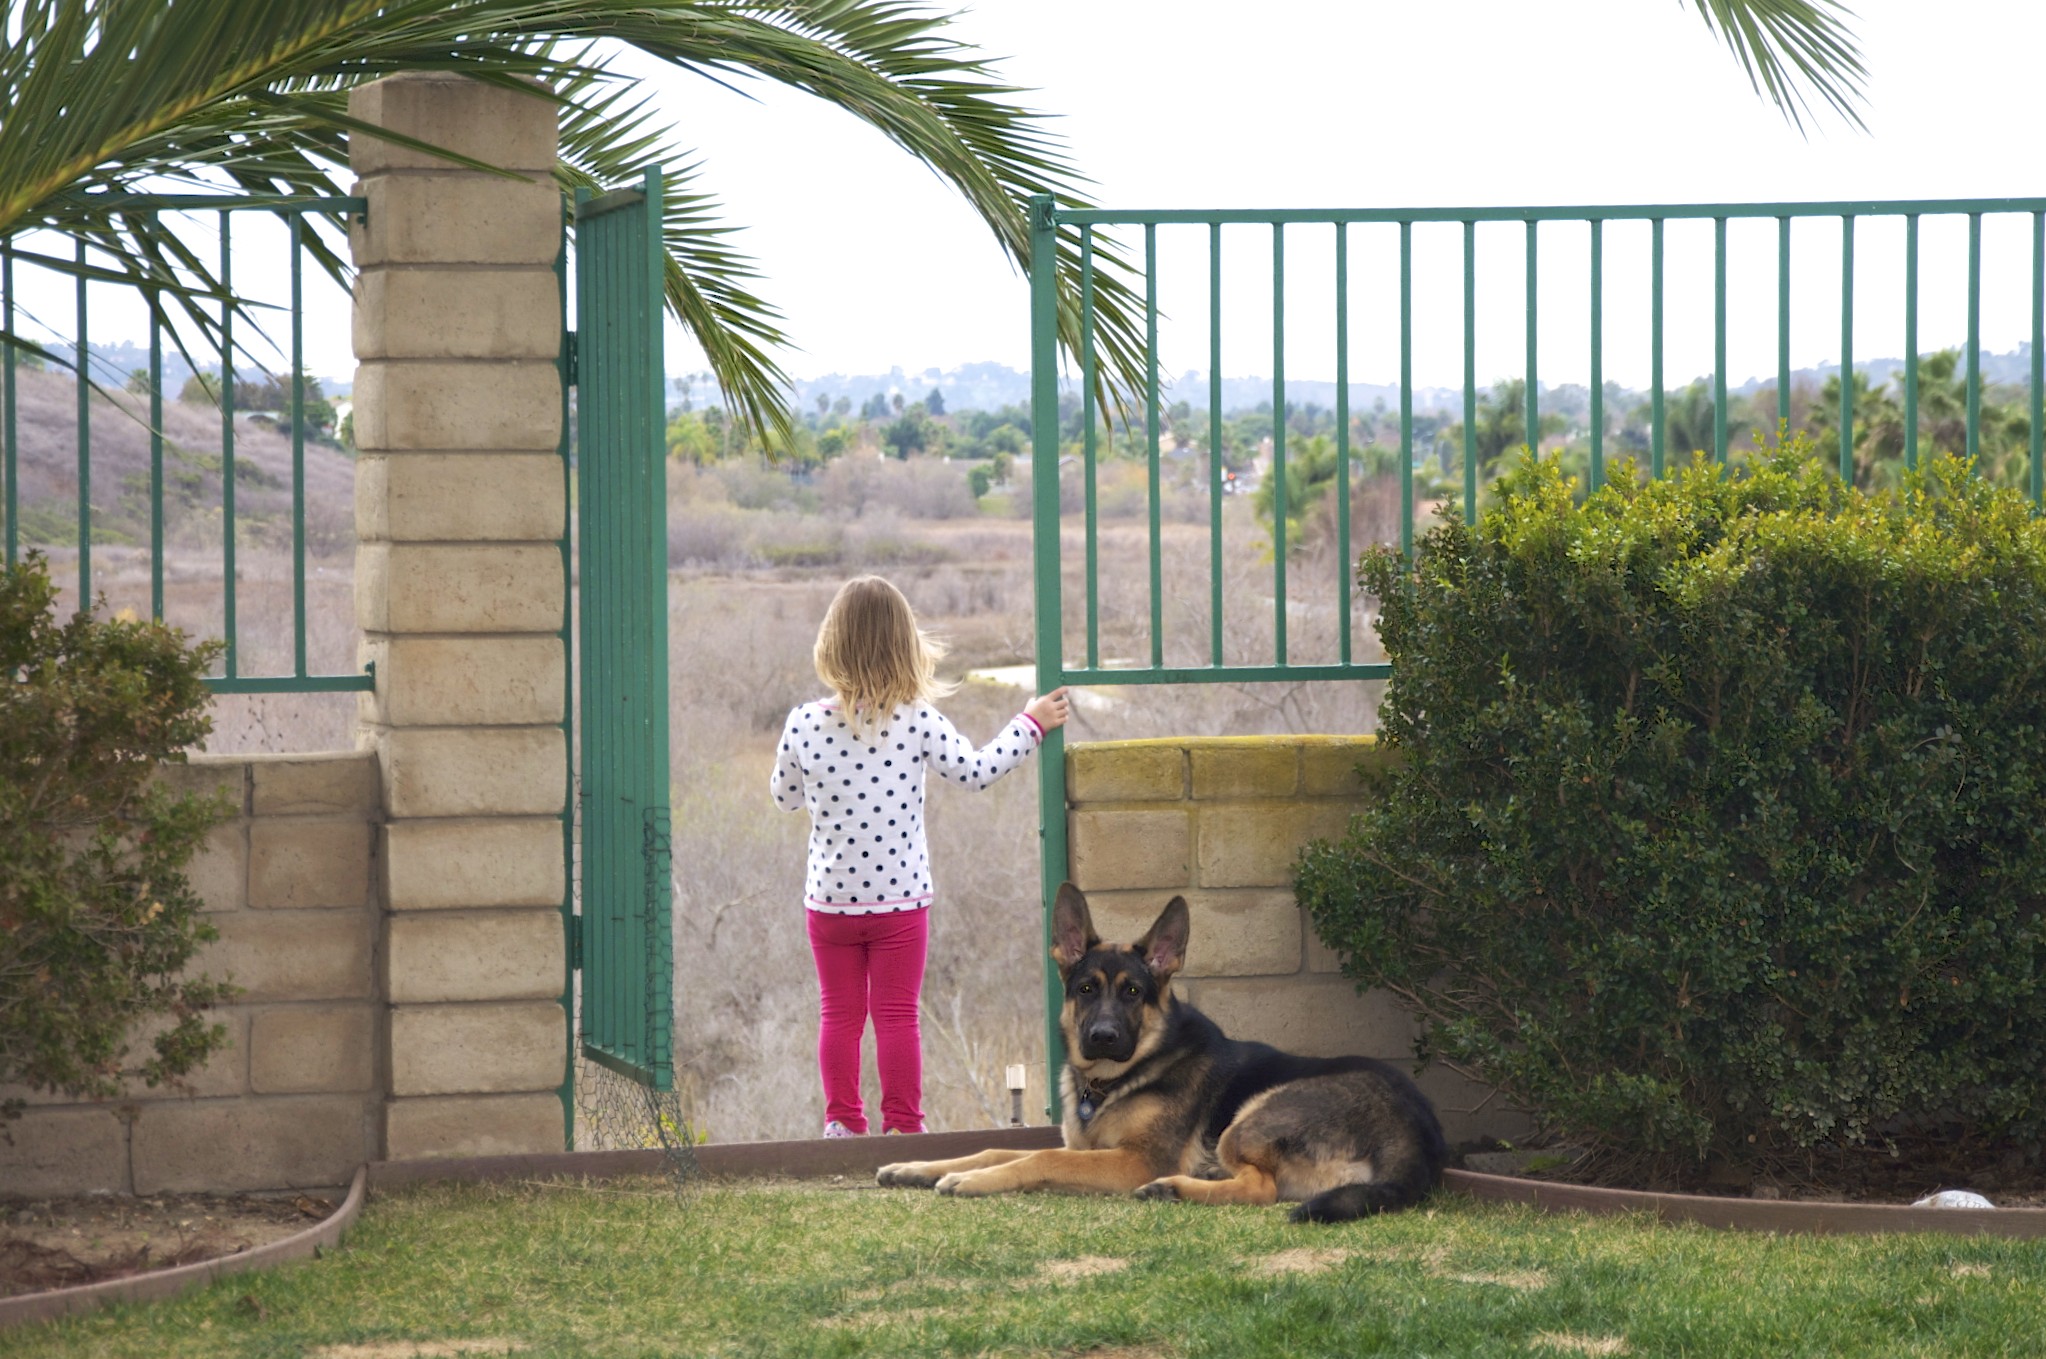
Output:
[922, 699, 1054, 792]
[770, 709, 807, 811]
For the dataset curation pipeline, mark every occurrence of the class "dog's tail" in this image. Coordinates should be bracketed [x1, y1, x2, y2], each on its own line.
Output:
[1289, 1158, 1440, 1224]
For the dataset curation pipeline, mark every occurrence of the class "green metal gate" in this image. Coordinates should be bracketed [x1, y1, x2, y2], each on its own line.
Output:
[572, 168, 673, 1094]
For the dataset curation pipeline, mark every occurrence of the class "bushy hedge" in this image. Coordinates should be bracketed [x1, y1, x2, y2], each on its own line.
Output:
[1, 554, 234, 1116]
[1298, 446, 2046, 1175]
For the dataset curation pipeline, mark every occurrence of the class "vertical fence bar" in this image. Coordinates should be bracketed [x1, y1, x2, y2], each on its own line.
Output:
[553, 206, 574, 1146]
[1400, 221, 1414, 557]
[1590, 220, 1604, 492]
[1839, 214, 1854, 483]
[1462, 221, 1476, 522]
[1967, 212, 1982, 463]
[1271, 223, 1287, 665]
[5, 243, 18, 567]
[1714, 216, 1728, 462]
[149, 275, 164, 620]
[1525, 220, 1539, 453]
[1145, 223, 1163, 668]
[1208, 223, 1223, 665]
[1905, 214, 1919, 471]
[1334, 223, 1351, 664]
[1652, 218, 1666, 477]
[221, 211, 238, 678]
[1027, 195, 1068, 1123]
[290, 214, 308, 677]
[1778, 216, 1791, 431]
[2033, 212, 2043, 505]
[75, 238, 90, 604]
[1081, 228, 1099, 669]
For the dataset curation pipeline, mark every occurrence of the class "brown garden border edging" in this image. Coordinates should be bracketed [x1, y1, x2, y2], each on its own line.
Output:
[1443, 1167, 2046, 1237]
[0, 1164, 367, 1331]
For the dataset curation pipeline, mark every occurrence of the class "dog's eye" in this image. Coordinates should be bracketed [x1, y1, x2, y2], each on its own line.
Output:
[1075, 981, 1096, 996]
[1122, 983, 1142, 1000]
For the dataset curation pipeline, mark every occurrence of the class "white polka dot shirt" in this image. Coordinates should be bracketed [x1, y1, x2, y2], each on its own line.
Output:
[771, 698, 1046, 914]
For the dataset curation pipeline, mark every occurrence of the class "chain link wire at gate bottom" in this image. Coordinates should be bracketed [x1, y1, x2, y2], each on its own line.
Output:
[569, 802, 699, 1192]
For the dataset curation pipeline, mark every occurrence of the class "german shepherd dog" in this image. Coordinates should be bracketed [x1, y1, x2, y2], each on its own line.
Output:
[877, 883, 1447, 1222]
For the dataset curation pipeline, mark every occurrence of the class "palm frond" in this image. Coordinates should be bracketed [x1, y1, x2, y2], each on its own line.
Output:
[1686, 0, 1868, 134]
[1, 0, 1152, 430]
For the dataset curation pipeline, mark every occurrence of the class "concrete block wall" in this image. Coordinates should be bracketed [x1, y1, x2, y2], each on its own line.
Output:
[1065, 734, 1523, 1145]
[0, 754, 382, 1196]
[349, 71, 569, 1161]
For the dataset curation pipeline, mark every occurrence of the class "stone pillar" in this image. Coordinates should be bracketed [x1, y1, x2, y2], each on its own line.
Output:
[350, 72, 569, 1158]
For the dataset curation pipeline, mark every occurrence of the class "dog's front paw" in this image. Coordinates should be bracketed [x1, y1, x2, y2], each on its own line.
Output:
[1133, 1178, 1183, 1202]
[876, 1161, 940, 1188]
[934, 1169, 997, 1197]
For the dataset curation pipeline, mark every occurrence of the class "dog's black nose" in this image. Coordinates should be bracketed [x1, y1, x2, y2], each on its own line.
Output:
[1086, 1025, 1120, 1048]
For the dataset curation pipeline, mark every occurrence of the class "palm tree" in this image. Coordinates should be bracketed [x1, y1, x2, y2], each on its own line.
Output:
[0, 0, 1867, 439]
[0, 0, 1149, 443]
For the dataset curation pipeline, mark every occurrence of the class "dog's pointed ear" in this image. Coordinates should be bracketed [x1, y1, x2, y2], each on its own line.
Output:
[1050, 882, 1097, 970]
[1135, 895, 1190, 982]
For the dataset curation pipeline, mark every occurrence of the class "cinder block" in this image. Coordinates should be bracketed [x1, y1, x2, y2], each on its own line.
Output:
[248, 752, 380, 816]
[250, 1005, 377, 1095]
[351, 357, 561, 454]
[1078, 888, 1302, 978]
[1190, 741, 1300, 799]
[155, 756, 248, 812]
[388, 910, 563, 1004]
[194, 911, 373, 1003]
[1299, 735, 1394, 796]
[1195, 801, 1356, 889]
[187, 820, 249, 913]
[0, 1108, 129, 1195]
[1413, 1064, 1533, 1145]
[354, 268, 561, 361]
[383, 817, 564, 910]
[126, 1008, 247, 1099]
[1068, 808, 1191, 891]
[356, 542, 564, 635]
[350, 177, 561, 269]
[1180, 976, 1416, 1058]
[132, 1096, 371, 1192]
[355, 452, 565, 544]
[1065, 742, 1186, 804]
[379, 727, 565, 819]
[383, 1092, 564, 1160]
[349, 71, 557, 176]
[248, 819, 373, 910]
[360, 634, 565, 727]
[389, 1001, 565, 1096]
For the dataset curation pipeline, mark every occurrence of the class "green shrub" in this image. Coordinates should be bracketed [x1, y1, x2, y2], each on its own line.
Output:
[1, 555, 235, 1116]
[1297, 445, 2046, 1178]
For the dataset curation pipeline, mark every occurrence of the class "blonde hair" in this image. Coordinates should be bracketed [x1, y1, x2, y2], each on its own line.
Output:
[813, 576, 955, 736]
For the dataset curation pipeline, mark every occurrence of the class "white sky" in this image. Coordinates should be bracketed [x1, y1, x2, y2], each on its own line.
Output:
[13, 0, 2045, 398]
[633, 0, 2046, 394]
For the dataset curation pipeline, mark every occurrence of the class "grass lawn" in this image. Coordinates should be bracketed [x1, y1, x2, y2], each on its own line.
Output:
[10, 1175, 2045, 1358]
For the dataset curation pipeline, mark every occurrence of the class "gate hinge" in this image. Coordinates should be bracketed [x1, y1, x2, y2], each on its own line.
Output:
[566, 912, 582, 971]
[563, 329, 578, 388]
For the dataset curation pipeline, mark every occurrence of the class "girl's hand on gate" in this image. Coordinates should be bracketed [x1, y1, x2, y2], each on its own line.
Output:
[1026, 688, 1072, 733]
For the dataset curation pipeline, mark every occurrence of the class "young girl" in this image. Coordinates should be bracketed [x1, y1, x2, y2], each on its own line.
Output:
[771, 575, 1069, 1137]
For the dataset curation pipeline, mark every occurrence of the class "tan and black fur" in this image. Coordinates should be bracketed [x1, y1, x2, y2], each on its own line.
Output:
[877, 883, 1447, 1223]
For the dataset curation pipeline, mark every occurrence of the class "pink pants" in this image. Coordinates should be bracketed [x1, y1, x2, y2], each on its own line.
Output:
[805, 906, 929, 1134]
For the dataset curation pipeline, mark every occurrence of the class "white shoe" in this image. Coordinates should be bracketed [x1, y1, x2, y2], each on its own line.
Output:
[822, 1120, 861, 1138]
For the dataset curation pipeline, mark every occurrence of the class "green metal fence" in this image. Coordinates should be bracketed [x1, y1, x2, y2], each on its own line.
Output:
[1027, 192, 2046, 1117]
[0, 194, 371, 694]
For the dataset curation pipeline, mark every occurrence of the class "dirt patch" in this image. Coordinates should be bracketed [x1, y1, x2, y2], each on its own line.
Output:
[1530, 1334, 1630, 1356]
[1251, 1247, 1353, 1275]
[0, 1190, 334, 1298]
[306, 1344, 525, 1358]
[1036, 1255, 1129, 1284]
